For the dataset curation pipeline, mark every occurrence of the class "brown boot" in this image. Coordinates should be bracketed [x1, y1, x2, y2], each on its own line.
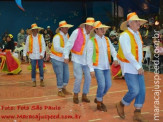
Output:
[58, 91, 65, 97]
[94, 98, 107, 111]
[133, 111, 149, 122]
[73, 93, 79, 104]
[97, 101, 107, 112]
[32, 81, 36, 87]
[116, 101, 125, 119]
[62, 88, 72, 95]
[40, 80, 45, 87]
[94, 98, 97, 103]
[82, 94, 90, 103]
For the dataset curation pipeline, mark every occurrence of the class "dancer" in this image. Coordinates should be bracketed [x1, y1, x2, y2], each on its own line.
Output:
[51, 20, 73, 97]
[63, 17, 95, 104]
[116, 12, 148, 122]
[23, 23, 46, 87]
[87, 21, 118, 112]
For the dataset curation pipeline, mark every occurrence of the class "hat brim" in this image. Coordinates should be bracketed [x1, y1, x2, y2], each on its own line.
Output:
[79, 23, 94, 28]
[30, 27, 43, 31]
[120, 19, 147, 31]
[55, 24, 73, 33]
[90, 25, 110, 37]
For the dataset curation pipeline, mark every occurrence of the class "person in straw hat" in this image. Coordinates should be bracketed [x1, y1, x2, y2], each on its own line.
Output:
[116, 12, 148, 122]
[50, 20, 73, 97]
[63, 17, 95, 104]
[87, 21, 118, 112]
[23, 23, 46, 87]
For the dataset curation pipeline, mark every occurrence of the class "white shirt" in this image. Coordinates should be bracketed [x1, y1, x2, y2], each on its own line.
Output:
[87, 34, 117, 72]
[23, 34, 46, 60]
[119, 27, 143, 74]
[63, 27, 90, 65]
[50, 31, 69, 62]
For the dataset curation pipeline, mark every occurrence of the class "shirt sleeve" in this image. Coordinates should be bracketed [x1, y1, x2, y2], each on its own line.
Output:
[40, 35, 46, 57]
[23, 36, 29, 56]
[119, 33, 141, 70]
[63, 29, 78, 59]
[108, 38, 117, 61]
[86, 39, 94, 72]
[53, 35, 64, 53]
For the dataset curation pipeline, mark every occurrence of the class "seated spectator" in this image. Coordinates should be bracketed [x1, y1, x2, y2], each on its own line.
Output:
[109, 31, 118, 43]
[112, 40, 119, 52]
[43, 29, 51, 45]
[45, 42, 51, 62]
[47, 26, 53, 42]
[0, 36, 7, 49]
[17, 29, 25, 47]
[142, 23, 154, 46]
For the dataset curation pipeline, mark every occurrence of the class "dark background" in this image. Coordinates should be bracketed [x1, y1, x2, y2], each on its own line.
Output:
[0, 0, 160, 41]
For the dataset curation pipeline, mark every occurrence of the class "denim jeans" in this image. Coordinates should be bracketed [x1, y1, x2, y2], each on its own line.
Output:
[95, 69, 112, 102]
[122, 73, 146, 108]
[31, 59, 44, 81]
[51, 59, 69, 88]
[73, 62, 91, 94]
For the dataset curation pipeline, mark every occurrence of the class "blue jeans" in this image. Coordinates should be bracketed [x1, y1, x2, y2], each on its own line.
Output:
[95, 69, 112, 102]
[51, 59, 69, 88]
[73, 62, 91, 94]
[31, 59, 44, 81]
[122, 73, 146, 108]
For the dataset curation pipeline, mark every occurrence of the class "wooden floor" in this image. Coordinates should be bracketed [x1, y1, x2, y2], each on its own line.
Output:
[0, 62, 163, 122]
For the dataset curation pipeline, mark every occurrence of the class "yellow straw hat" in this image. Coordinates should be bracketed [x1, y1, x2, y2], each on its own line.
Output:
[56, 20, 74, 33]
[30, 23, 43, 30]
[79, 17, 95, 28]
[120, 12, 147, 31]
[90, 21, 110, 37]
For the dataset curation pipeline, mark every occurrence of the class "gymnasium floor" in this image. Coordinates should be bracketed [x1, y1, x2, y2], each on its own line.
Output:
[0, 62, 163, 122]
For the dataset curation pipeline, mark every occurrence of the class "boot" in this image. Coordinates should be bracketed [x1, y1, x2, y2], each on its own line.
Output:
[40, 80, 45, 87]
[32, 81, 36, 87]
[116, 101, 125, 119]
[58, 90, 65, 97]
[133, 110, 149, 122]
[82, 94, 90, 103]
[73, 93, 79, 104]
[97, 101, 107, 112]
[94, 98, 107, 111]
[62, 88, 72, 95]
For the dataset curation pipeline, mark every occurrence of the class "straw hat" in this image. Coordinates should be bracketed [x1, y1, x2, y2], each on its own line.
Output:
[120, 12, 147, 31]
[79, 17, 95, 28]
[56, 20, 74, 33]
[30, 23, 43, 31]
[90, 21, 110, 37]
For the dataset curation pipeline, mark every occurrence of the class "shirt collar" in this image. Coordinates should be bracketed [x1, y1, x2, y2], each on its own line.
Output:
[128, 27, 139, 35]
[95, 34, 105, 39]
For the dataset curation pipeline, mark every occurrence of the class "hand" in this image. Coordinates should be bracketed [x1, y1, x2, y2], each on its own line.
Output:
[138, 67, 144, 75]
[40, 55, 44, 59]
[64, 59, 69, 64]
[90, 72, 95, 78]
[113, 60, 119, 66]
